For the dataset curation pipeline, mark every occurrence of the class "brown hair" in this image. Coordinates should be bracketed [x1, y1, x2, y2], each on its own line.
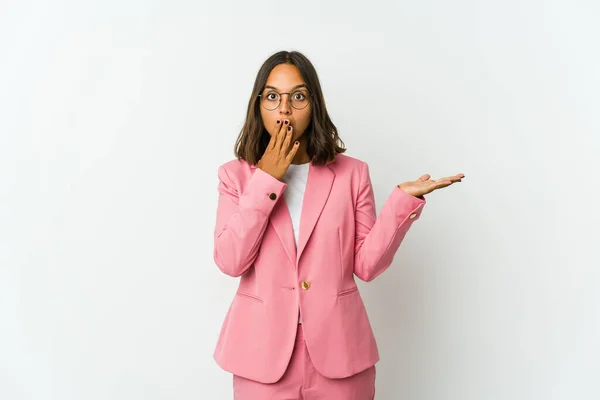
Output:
[234, 50, 346, 166]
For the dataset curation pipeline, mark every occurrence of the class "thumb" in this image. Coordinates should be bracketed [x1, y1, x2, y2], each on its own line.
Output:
[418, 174, 430, 181]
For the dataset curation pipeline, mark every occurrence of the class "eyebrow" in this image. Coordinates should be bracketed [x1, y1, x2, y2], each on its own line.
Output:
[264, 84, 308, 91]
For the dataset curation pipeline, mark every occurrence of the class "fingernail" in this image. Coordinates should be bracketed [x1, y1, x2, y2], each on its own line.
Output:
[276, 120, 280, 124]
[284, 120, 289, 125]
[295, 141, 299, 145]
[287, 126, 292, 131]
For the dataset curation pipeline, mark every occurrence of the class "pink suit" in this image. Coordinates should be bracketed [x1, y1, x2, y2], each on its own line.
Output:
[213, 154, 426, 386]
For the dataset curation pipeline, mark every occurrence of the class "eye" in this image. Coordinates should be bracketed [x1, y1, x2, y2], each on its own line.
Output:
[265, 92, 279, 101]
[293, 92, 306, 100]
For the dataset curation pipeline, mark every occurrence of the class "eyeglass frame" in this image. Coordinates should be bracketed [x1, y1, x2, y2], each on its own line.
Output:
[257, 88, 313, 110]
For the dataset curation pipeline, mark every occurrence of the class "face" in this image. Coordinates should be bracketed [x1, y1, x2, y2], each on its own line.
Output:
[259, 64, 312, 143]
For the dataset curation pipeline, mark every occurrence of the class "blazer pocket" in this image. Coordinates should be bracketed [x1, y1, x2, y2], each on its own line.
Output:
[236, 291, 264, 303]
[337, 286, 359, 298]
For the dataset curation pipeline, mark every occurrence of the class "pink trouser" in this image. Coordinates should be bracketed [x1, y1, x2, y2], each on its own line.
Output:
[233, 324, 376, 399]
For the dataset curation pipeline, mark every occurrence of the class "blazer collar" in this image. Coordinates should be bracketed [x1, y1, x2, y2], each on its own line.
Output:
[250, 161, 335, 267]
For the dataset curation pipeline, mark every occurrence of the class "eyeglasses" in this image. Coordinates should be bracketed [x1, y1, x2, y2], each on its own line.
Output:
[258, 89, 311, 110]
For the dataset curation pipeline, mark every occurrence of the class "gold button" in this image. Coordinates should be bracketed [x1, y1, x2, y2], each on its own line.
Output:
[301, 281, 310, 290]
[409, 213, 417, 219]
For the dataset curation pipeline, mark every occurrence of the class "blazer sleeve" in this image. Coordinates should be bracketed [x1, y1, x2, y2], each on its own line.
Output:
[213, 165, 287, 277]
[353, 162, 426, 282]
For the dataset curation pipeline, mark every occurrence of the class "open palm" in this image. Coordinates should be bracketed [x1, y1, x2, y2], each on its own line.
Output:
[398, 173, 465, 198]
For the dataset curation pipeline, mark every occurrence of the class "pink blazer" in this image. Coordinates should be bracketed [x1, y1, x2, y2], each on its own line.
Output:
[212, 154, 426, 383]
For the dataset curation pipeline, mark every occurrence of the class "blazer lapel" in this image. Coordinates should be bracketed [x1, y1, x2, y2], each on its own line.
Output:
[297, 162, 335, 263]
[249, 162, 335, 267]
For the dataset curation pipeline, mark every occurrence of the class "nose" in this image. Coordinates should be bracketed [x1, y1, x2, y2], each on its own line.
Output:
[278, 93, 292, 115]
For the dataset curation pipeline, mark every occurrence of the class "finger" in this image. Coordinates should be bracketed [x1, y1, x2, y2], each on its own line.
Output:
[281, 124, 293, 153]
[274, 119, 288, 151]
[437, 175, 462, 183]
[277, 119, 292, 151]
[418, 174, 430, 181]
[267, 119, 283, 150]
[285, 139, 300, 163]
[434, 180, 454, 189]
[449, 173, 465, 181]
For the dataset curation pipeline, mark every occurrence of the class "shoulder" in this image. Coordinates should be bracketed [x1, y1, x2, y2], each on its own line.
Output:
[329, 153, 368, 177]
[218, 158, 252, 172]
[216, 158, 255, 184]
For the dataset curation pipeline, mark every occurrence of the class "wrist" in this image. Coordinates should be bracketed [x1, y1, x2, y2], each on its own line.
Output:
[397, 184, 424, 200]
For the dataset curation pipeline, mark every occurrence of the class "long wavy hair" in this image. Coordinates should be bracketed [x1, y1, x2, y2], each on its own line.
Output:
[234, 50, 346, 166]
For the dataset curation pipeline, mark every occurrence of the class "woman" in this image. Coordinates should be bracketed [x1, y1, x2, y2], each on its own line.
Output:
[213, 50, 464, 399]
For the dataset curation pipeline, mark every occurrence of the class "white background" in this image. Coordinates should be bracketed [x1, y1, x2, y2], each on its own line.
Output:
[1, 0, 599, 399]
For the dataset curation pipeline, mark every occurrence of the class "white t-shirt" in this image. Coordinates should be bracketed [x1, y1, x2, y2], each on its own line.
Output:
[282, 162, 310, 324]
